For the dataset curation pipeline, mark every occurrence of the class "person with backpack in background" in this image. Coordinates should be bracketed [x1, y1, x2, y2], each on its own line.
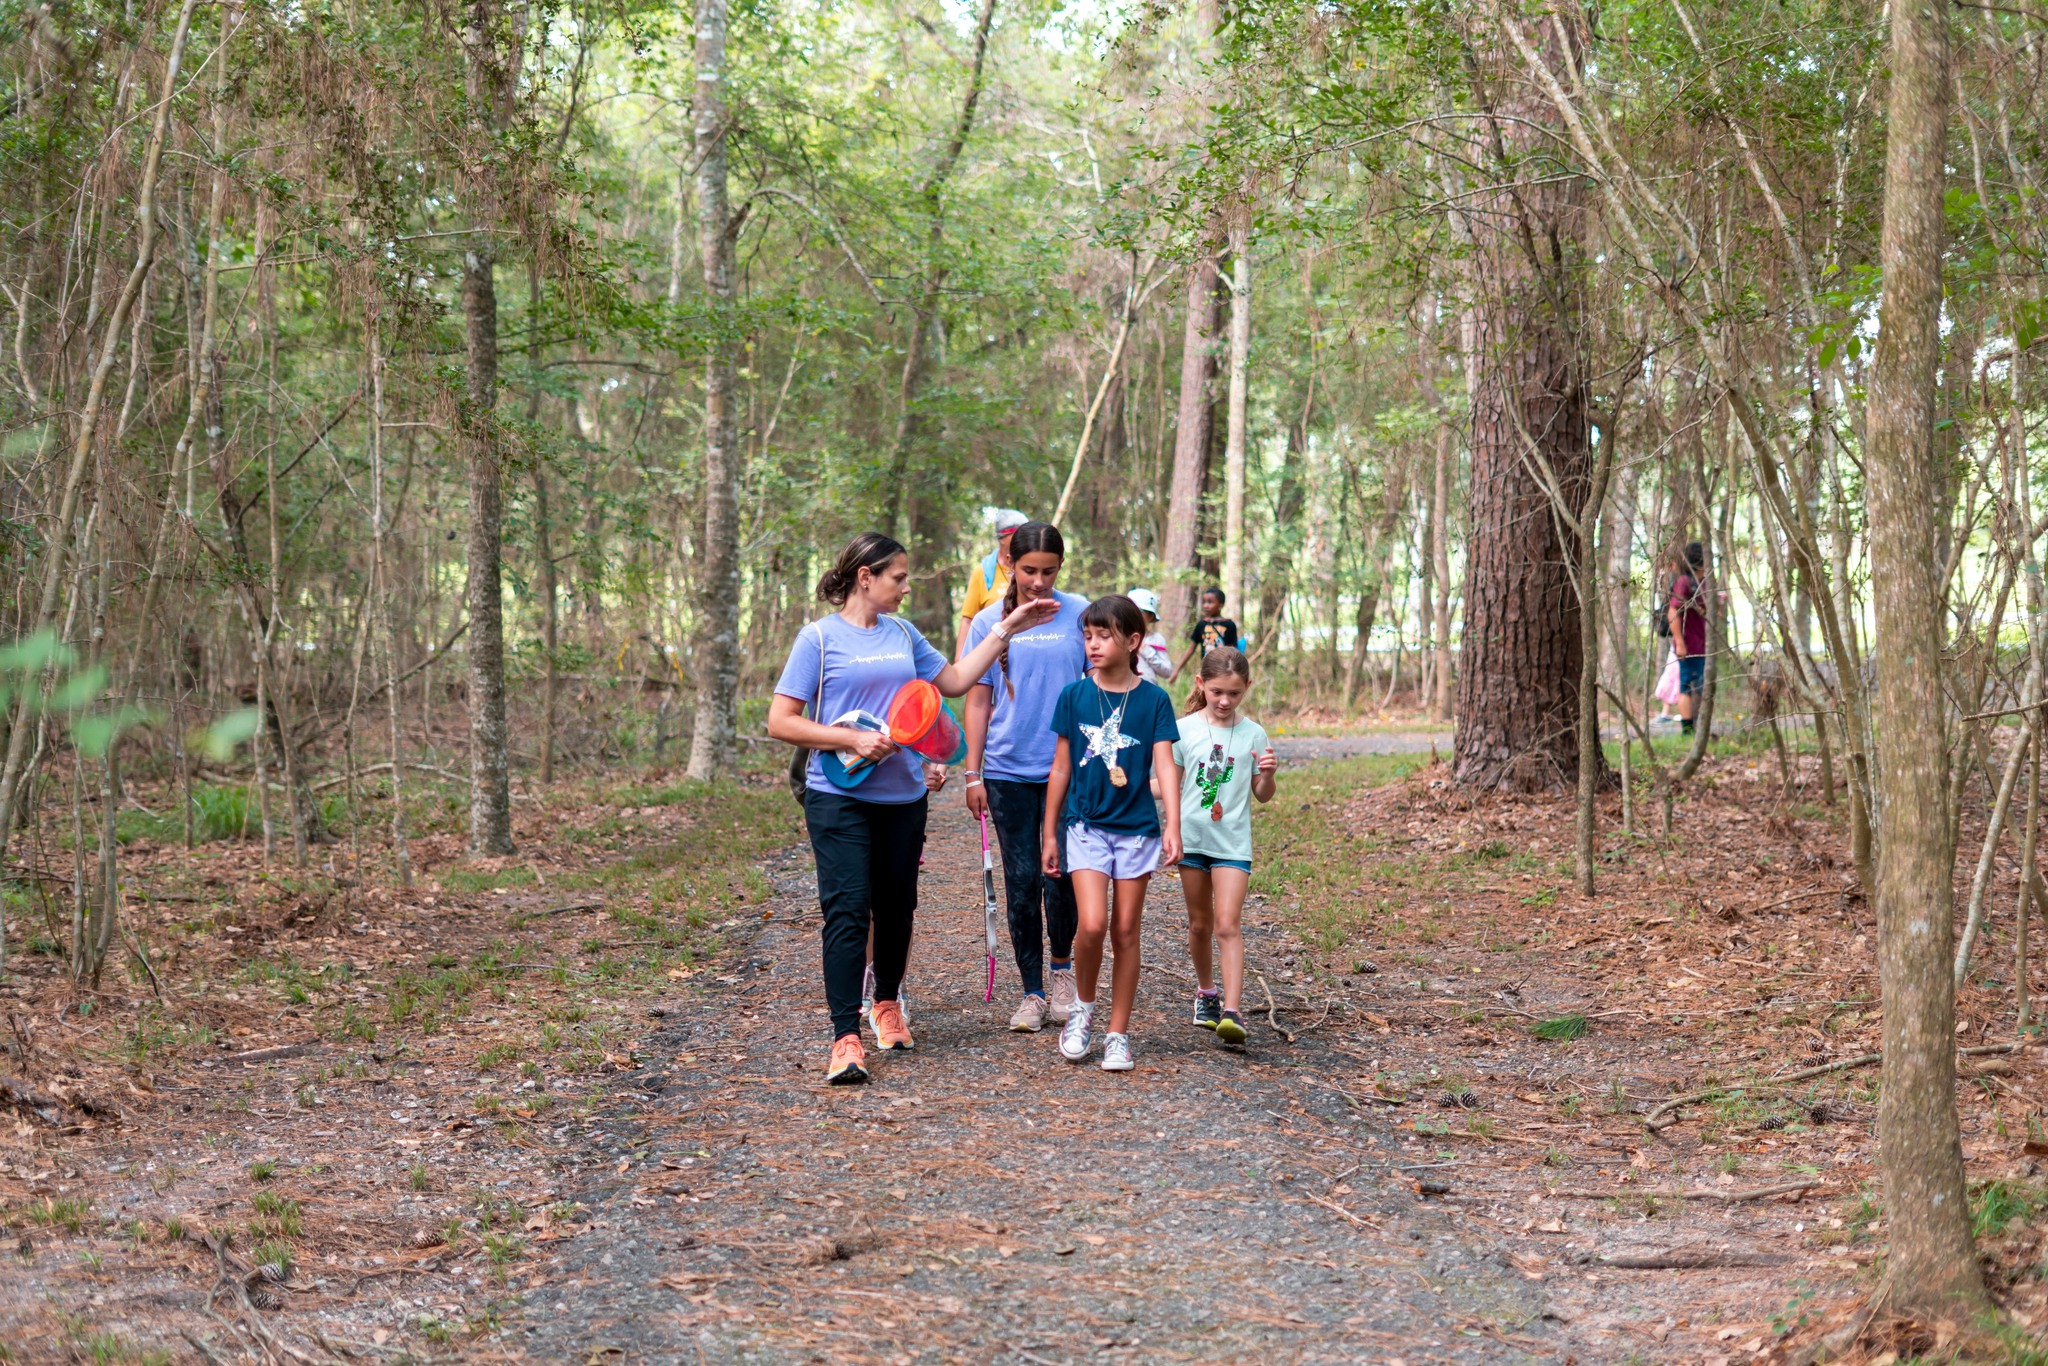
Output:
[1667, 541, 1710, 736]
[956, 507, 1030, 658]
[767, 532, 1060, 1085]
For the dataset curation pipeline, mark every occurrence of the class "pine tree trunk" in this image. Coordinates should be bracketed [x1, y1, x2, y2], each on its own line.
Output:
[1161, 240, 1223, 644]
[461, 0, 515, 854]
[1450, 13, 1593, 793]
[1431, 416, 1454, 721]
[685, 0, 742, 782]
[1221, 222, 1251, 614]
[1862, 0, 1987, 1316]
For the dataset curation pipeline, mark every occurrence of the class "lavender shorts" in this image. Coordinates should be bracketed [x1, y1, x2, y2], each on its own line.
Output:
[1064, 822, 1162, 880]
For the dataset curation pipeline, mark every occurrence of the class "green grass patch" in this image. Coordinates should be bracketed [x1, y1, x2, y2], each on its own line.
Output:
[1532, 1013, 1588, 1041]
[1971, 1178, 2047, 1239]
[1250, 753, 1424, 953]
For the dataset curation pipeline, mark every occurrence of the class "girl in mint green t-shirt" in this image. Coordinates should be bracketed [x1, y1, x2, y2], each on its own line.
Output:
[1173, 647, 1277, 1044]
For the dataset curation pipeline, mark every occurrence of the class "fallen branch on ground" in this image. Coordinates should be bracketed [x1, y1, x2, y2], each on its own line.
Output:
[1588, 1247, 1790, 1270]
[1302, 1190, 1381, 1228]
[1645, 1040, 2038, 1129]
[1539, 1179, 1824, 1203]
[1257, 972, 1295, 1043]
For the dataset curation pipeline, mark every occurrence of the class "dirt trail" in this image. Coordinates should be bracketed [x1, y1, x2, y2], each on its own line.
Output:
[520, 767, 1574, 1365]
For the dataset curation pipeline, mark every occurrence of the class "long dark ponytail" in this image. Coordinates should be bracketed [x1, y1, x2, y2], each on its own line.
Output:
[995, 522, 1064, 699]
[817, 532, 907, 606]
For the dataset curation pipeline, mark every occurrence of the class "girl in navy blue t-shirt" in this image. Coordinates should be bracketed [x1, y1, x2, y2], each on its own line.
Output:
[1041, 595, 1182, 1072]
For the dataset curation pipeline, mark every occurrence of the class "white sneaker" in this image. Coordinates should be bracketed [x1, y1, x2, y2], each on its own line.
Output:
[1046, 966, 1078, 1023]
[1101, 1033, 1133, 1071]
[1059, 1003, 1095, 1062]
[861, 963, 876, 1020]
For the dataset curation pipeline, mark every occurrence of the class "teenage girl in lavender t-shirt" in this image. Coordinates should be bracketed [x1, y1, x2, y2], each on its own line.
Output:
[767, 532, 1058, 1085]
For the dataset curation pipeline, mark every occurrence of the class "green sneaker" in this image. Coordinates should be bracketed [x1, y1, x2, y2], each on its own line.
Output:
[1214, 1010, 1247, 1045]
[1192, 992, 1222, 1030]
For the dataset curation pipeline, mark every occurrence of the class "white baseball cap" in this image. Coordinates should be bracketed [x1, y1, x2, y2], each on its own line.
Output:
[1127, 587, 1160, 615]
[989, 507, 1029, 534]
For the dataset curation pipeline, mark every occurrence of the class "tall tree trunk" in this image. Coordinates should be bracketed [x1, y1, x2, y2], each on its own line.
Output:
[1161, 238, 1224, 644]
[1221, 219, 1252, 614]
[685, 0, 742, 782]
[1431, 415, 1455, 721]
[879, 0, 997, 552]
[460, 0, 518, 853]
[1862, 0, 1987, 1316]
[1256, 405, 1308, 649]
[1450, 13, 1594, 793]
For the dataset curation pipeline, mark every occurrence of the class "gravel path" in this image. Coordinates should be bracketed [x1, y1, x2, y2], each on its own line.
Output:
[520, 747, 1580, 1365]
[1270, 730, 1451, 763]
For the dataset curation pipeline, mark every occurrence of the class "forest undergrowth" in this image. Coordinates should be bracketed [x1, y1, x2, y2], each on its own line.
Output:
[1256, 744, 2048, 1363]
[0, 757, 803, 1361]
[0, 731, 2043, 1362]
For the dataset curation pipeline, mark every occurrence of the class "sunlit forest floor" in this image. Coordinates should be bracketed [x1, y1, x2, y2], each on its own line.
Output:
[0, 722, 2044, 1363]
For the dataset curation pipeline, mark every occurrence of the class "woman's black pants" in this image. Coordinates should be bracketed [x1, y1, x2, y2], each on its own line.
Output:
[804, 790, 928, 1040]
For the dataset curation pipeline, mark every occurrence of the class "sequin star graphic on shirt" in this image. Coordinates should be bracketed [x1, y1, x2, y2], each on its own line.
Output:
[1078, 704, 1139, 771]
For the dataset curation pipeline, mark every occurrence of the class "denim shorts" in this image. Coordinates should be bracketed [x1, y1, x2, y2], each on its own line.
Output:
[1064, 822, 1162, 879]
[1180, 852, 1252, 874]
[1678, 653, 1705, 696]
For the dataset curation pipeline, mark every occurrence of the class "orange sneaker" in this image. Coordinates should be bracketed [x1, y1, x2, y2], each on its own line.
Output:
[826, 1033, 868, 1085]
[870, 999, 914, 1051]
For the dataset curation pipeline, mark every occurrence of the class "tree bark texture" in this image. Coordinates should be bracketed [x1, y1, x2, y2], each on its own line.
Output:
[1221, 223, 1251, 615]
[460, 0, 516, 854]
[1861, 0, 1987, 1315]
[685, 0, 742, 782]
[1160, 241, 1223, 645]
[1451, 9, 1593, 793]
[1431, 415, 1455, 720]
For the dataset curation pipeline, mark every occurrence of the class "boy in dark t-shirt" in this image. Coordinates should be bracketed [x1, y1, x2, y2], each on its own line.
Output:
[1175, 586, 1240, 677]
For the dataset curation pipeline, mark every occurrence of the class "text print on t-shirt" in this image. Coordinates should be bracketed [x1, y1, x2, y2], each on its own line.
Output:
[843, 649, 910, 666]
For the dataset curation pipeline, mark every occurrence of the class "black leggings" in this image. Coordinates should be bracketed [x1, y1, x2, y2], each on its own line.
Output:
[805, 790, 928, 1040]
[985, 778, 1076, 996]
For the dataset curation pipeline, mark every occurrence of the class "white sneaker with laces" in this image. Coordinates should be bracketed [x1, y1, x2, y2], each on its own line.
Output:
[1100, 1033, 1133, 1071]
[1059, 1003, 1095, 1062]
[1046, 965, 1078, 1023]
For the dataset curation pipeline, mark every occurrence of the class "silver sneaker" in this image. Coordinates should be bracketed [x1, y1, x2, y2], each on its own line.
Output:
[1046, 966, 1078, 1023]
[1009, 993, 1049, 1032]
[1059, 1003, 1095, 1062]
[1101, 1033, 1134, 1071]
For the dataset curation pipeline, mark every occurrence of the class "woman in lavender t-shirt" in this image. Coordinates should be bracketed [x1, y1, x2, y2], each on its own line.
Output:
[767, 532, 1058, 1085]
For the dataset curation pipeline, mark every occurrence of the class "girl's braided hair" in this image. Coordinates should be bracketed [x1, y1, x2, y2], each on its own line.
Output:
[994, 522, 1064, 698]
